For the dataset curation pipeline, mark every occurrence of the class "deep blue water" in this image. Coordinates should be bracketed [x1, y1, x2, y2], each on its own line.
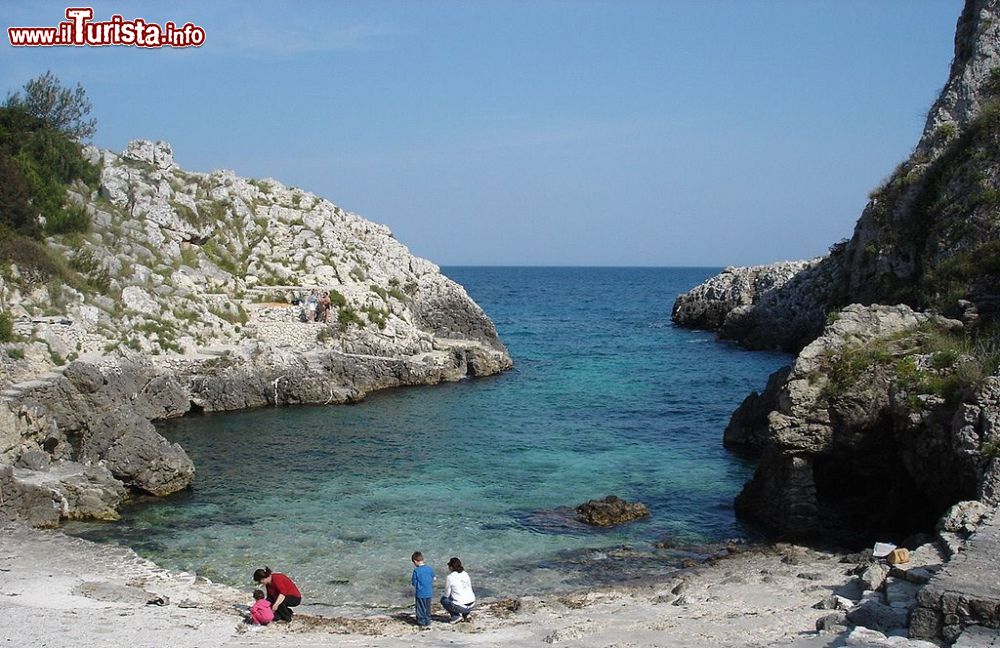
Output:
[66, 267, 789, 612]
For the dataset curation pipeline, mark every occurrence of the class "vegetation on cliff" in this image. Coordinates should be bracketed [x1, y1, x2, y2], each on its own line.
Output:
[0, 73, 103, 325]
[0, 73, 98, 239]
[852, 89, 1000, 315]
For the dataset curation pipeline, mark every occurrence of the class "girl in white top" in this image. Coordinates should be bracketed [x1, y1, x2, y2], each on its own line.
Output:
[440, 556, 476, 622]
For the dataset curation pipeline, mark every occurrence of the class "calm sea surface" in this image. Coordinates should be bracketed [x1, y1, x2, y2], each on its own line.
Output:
[66, 267, 790, 612]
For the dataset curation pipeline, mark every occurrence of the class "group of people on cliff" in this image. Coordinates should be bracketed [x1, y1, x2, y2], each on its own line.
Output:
[294, 289, 332, 323]
[247, 552, 476, 629]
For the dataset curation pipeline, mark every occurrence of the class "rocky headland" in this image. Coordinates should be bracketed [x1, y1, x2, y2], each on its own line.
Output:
[674, 0, 1000, 643]
[0, 139, 511, 529]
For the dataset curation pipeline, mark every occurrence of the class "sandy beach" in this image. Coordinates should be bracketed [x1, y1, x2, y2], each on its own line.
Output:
[0, 522, 891, 648]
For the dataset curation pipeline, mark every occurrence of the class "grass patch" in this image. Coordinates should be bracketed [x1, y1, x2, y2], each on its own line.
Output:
[363, 305, 389, 329]
[0, 230, 72, 285]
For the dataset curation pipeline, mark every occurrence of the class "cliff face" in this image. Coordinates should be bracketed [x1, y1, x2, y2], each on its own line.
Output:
[671, 0, 1000, 552]
[840, 0, 1000, 309]
[1, 139, 509, 380]
[0, 140, 511, 527]
[673, 0, 1000, 351]
[731, 305, 998, 541]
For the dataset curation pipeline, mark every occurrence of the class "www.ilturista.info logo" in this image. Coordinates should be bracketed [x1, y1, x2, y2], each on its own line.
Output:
[8, 7, 205, 48]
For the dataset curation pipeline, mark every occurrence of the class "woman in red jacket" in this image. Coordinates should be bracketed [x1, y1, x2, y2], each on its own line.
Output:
[252, 566, 302, 622]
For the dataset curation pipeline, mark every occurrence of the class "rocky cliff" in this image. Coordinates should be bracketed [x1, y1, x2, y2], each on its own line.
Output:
[671, 0, 1000, 559]
[0, 140, 511, 527]
[673, 0, 1000, 352]
[669, 0, 1000, 543]
[730, 305, 999, 541]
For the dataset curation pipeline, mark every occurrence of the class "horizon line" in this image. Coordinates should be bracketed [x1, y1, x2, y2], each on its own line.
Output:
[438, 264, 731, 269]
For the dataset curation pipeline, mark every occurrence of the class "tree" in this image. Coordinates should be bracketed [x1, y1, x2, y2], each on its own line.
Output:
[5, 71, 96, 142]
[0, 150, 38, 237]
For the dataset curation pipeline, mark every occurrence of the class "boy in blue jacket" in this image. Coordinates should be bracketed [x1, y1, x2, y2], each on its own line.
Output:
[410, 551, 435, 628]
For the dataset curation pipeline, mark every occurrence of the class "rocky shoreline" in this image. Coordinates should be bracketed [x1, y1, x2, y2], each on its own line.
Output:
[0, 337, 509, 528]
[6, 511, 996, 647]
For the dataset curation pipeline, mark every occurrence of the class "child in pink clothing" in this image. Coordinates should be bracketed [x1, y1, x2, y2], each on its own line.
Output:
[250, 589, 274, 625]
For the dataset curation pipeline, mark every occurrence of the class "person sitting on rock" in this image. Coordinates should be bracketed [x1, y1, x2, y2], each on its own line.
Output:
[252, 566, 302, 622]
[440, 556, 476, 623]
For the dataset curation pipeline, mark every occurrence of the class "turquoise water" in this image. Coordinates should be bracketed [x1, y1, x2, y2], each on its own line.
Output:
[66, 267, 789, 612]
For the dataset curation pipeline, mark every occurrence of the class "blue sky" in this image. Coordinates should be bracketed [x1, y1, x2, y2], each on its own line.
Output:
[1, 1, 963, 266]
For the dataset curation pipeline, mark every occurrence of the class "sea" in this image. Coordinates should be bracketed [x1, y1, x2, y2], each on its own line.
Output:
[64, 267, 790, 613]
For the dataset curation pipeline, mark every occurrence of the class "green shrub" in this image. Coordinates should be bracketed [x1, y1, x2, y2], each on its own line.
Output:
[329, 289, 346, 307]
[0, 151, 37, 236]
[931, 349, 959, 369]
[6, 348, 24, 360]
[0, 312, 13, 342]
[337, 307, 364, 327]
[363, 305, 389, 329]
[45, 204, 91, 235]
[0, 102, 99, 238]
[0, 231, 71, 284]
[983, 438, 1000, 460]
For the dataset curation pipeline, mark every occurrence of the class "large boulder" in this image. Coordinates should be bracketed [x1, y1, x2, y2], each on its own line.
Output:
[0, 463, 126, 527]
[78, 411, 194, 496]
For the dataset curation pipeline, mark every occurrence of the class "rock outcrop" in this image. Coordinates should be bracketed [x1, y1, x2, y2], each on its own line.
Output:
[723, 365, 791, 451]
[0, 139, 512, 527]
[658, 4, 1000, 644]
[733, 305, 999, 541]
[576, 496, 651, 527]
[912, 509, 1000, 643]
[0, 139, 510, 382]
[670, 0, 1000, 559]
[0, 463, 126, 528]
[671, 259, 833, 351]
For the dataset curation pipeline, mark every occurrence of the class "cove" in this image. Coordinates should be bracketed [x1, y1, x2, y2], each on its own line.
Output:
[65, 267, 790, 613]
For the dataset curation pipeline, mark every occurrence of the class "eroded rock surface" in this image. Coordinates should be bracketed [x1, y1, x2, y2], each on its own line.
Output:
[576, 496, 651, 527]
[734, 305, 997, 541]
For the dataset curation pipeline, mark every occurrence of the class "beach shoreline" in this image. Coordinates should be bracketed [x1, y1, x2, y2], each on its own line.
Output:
[0, 521, 895, 648]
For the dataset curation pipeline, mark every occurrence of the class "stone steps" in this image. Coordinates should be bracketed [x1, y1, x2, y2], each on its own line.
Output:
[912, 509, 1000, 642]
[955, 625, 1000, 647]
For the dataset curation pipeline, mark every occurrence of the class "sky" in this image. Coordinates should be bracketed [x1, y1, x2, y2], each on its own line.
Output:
[1, 1, 964, 266]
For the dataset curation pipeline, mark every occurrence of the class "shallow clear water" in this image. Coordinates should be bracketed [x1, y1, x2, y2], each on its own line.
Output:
[66, 267, 789, 612]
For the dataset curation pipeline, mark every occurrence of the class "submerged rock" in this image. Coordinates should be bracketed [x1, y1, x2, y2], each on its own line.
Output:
[575, 496, 650, 527]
